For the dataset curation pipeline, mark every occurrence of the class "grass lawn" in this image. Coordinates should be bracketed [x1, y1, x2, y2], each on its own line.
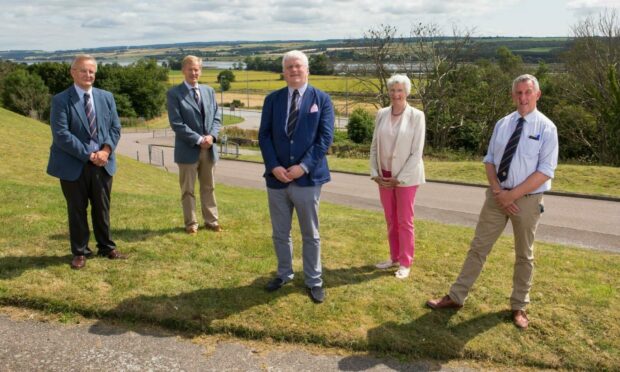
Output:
[1, 107, 619, 369]
[124, 113, 244, 131]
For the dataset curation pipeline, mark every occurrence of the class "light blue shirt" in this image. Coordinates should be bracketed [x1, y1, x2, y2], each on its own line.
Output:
[483, 109, 559, 193]
[74, 84, 99, 153]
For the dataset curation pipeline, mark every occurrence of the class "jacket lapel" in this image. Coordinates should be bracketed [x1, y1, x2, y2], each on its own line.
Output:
[181, 84, 201, 114]
[276, 88, 288, 134]
[70, 87, 90, 134]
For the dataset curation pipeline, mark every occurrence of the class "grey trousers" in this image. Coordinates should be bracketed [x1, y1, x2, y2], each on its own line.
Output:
[267, 183, 322, 288]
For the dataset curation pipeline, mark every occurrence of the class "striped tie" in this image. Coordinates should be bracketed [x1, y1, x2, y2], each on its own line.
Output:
[497, 117, 525, 182]
[286, 89, 299, 137]
[84, 93, 97, 140]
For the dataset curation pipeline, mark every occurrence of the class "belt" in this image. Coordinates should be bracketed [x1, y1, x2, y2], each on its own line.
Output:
[502, 188, 543, 197]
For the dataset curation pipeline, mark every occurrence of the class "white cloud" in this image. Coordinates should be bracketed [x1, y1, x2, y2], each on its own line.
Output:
[0, 0, 589, 51]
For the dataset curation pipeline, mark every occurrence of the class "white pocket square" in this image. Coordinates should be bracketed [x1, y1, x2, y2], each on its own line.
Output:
[310, 104, 319, 113]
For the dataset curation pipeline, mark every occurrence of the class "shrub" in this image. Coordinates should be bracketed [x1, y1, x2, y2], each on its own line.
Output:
[347, 108, 374, 144]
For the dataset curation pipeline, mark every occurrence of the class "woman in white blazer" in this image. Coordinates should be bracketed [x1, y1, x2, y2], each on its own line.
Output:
[369, 74, 426, 279]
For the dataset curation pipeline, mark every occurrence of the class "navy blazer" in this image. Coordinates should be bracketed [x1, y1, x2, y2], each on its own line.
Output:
[167, 83, 221, 164]
[47, 86, 121, 181]
[258, 85, 334, 189]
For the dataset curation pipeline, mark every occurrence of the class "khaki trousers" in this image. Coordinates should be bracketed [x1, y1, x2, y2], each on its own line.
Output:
[178, 148, 218, 229]
[449, 188, 543, 310]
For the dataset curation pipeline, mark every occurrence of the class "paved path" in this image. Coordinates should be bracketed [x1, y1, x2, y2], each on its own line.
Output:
[0, 312, 473, 371]
[117, 130, 620, 253]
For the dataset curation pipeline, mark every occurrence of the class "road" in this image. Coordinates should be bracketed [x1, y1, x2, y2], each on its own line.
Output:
[117, 130, 620, 253]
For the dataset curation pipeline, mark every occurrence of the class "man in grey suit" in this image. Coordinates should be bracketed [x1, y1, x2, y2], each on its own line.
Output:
[47, 54, 126, 269]
[167, 55, 222, 234]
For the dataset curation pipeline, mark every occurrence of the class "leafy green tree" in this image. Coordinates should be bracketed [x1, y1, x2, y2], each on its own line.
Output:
[1, 69, 50, 120]
[217, 70, 236, 83]
[0, 60, 24, 106]
[309, 54, 334, 75]
[496, 46, 524, 75]
[27, 62, 72, 95]
[347, 108, 374, 143]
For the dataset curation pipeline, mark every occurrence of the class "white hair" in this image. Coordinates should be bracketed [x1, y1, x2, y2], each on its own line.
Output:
[71, 54, 97, 71]
[512, 74, 540, 92]
[282, 50, 309, 71]
[387, 74, 411, 95]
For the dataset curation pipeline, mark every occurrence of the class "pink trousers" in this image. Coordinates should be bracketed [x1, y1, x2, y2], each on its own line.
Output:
[378, 170, 419, 268]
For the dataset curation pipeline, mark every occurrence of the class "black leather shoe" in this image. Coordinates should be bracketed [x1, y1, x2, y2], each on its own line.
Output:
[308, 286, 325, 303]
[265, 278, 285, 292]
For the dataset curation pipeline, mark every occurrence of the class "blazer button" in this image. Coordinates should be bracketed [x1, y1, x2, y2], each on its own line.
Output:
[290, 140, 294, 144]
[290, 156, 294, 160]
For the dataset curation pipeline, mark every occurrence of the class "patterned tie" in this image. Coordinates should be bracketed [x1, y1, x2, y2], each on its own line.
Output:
[286, 89, 299, 137]
[84, 93, 97, 140]
[497, 117, 525, 182]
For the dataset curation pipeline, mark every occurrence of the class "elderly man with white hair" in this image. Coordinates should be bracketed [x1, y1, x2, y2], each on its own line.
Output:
[259, 50, 334, 303]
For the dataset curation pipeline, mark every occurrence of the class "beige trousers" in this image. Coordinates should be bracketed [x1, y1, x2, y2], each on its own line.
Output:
[449, 188, 543, 310]
[177, 148, 218, 229]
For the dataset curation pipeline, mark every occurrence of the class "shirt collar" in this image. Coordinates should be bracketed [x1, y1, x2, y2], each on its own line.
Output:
[518, 109, 538, 123]
[288, 83, 308, 98]
[74, 84, 92, 99]
[184, 81, 199, 90]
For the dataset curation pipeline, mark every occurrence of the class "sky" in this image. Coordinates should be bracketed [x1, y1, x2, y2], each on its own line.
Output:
[1, 0, 619, 52]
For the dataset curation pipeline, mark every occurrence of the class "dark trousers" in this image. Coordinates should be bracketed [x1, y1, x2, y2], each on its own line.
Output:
[60, 163, 116, 256]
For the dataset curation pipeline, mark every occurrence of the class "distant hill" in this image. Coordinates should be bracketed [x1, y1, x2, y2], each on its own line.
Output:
[1, 37, 571, 65]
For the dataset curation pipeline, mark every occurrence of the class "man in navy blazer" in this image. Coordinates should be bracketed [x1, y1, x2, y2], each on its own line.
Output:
[259, 50, 334, 303]
[167, 55, 221, 234]
[47, 54, 126, 269]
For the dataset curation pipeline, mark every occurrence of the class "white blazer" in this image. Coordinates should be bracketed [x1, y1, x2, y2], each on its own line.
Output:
[369, 104, 426, 187]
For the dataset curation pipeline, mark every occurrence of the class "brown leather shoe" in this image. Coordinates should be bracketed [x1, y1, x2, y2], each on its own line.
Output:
[426, 295, 463, 310]
[512, 310, 529, 329]
[71, 255, 86, 270]
[205, 223, 222, 232]
[186, 226, 198, 235]
[99, 249, 128, 260]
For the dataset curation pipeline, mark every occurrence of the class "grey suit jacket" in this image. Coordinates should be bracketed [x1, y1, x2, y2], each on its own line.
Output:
[167, 83, 221, 164]
[47, 86, 121, 181]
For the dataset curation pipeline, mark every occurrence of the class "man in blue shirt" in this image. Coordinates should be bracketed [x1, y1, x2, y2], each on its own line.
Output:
[426, 74, 559, 329]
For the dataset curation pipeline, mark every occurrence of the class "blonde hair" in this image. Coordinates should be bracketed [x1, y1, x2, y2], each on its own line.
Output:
[71, 54, 97, 71]
[182, 55, 203, 69]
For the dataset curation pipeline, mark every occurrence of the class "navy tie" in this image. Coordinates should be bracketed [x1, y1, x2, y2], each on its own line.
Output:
[84, 93, 97, 140]
[286, 89, 299, 137]
[497, 117, 525, 182]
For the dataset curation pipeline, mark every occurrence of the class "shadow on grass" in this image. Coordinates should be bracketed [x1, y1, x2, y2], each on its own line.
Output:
[48, 227, 183, 243]
[339, 310, 510, 370]
[88, 265, 387, 340]
[0, 255, 72, 279]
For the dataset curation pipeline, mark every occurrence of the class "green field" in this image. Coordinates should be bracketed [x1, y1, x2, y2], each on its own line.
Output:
[169, 69, 380, 94]
[1, 107, 619, 369]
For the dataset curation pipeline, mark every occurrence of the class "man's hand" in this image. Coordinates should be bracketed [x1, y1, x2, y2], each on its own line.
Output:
[272, 166, 292, 183]
[286, 165, 305, 180]
[200, 135, 214, 149]
[91, 146, 111, 167]
[494, 189, 521, 215]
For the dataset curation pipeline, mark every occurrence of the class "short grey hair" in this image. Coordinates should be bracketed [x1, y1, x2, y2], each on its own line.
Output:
[282, 50, 309, 71]
[182, 55, 203, 69]
[71, 54, 97, 71]
[387, 74, 411, 95]
[512, 74, 540, 93]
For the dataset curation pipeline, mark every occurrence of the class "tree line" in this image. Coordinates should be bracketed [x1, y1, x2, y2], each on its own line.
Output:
[346, 12, 619, 166]
[0, 59, 169, 124]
